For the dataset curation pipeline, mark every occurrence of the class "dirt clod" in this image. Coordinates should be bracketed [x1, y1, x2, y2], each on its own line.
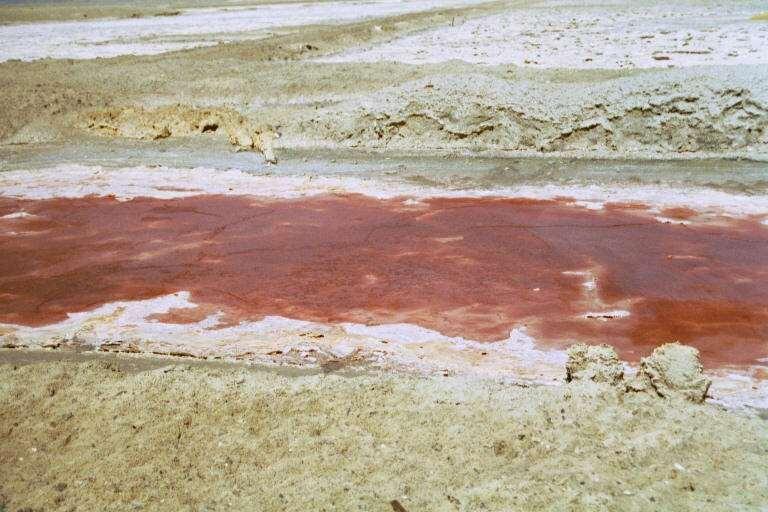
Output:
[628, 342, 712, 402]
[566, 343, 624, 385]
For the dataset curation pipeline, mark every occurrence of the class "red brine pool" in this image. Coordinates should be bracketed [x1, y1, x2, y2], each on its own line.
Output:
[1, 193, 766, 365]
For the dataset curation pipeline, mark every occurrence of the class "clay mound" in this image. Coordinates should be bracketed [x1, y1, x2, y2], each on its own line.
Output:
[81, 106, 277, 163]
[565, 343, 624, 385]
[629, 342, 712, 403]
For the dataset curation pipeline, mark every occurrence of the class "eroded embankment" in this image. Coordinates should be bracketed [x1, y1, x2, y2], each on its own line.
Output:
[295, 71, 768, 155]
[0, 0, 510, 150]
[71, 69, 768, 161]
[81, 106, 277, 162]
[1, 193, 766, 366]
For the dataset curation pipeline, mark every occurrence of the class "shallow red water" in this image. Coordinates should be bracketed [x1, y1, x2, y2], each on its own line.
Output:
[1, 194, 766, 365]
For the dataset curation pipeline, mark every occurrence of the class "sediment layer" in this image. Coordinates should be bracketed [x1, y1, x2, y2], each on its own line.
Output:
[294, 70, 768, 155]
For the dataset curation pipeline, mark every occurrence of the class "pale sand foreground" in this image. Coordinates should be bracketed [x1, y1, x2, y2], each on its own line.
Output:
[0, 351, 767, 512]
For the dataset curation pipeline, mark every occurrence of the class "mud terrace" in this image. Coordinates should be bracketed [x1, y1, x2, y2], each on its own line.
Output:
[1, 1, 767, 160]
[294, 68, 768, 155]
[82, 106, 278, 162]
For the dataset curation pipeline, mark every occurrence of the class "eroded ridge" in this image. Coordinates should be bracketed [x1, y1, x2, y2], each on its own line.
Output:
[1, 194, 766, 365]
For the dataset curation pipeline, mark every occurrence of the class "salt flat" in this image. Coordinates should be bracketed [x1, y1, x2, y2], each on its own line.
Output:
[0, 0, 486, 61]
[322, 2, 768, 68]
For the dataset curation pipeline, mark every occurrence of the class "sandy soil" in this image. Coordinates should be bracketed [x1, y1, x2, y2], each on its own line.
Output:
[0, 350, 767, 512]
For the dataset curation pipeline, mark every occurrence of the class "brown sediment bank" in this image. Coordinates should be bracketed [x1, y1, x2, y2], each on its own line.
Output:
[1, 193, 766, 366]
[82, 106, 277, 162]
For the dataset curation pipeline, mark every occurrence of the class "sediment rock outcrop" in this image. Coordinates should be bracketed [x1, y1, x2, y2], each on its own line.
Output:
[565, 343, 624, 385]
[567, 341, 712, 403]
[81, 106, 278, 163]
[627, 342, 712, 403]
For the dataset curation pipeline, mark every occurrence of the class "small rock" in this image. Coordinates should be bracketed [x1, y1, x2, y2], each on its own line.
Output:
[565, 344, 624, 385]
[43, 337, 63, 349]
[0, 333, 25, 348]
[150, 364, 186, 375]
[260, 132, 278, 164]
[628, 343, 711, 402]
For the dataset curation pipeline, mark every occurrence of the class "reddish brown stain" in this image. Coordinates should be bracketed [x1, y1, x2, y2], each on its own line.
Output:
[1, 194, 766, 366]
[604, 201, 650, 212]
[660, 206, 698, 220]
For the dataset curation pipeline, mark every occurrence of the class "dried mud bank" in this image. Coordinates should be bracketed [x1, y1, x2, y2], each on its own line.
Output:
[292, 68, 768, 157]
[52, 66, 768, 162]
[1, 2, 768, 161]
[0, 0, 514, 158]
[82, 106, 277, 162]
[0, 348, 767, 512]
